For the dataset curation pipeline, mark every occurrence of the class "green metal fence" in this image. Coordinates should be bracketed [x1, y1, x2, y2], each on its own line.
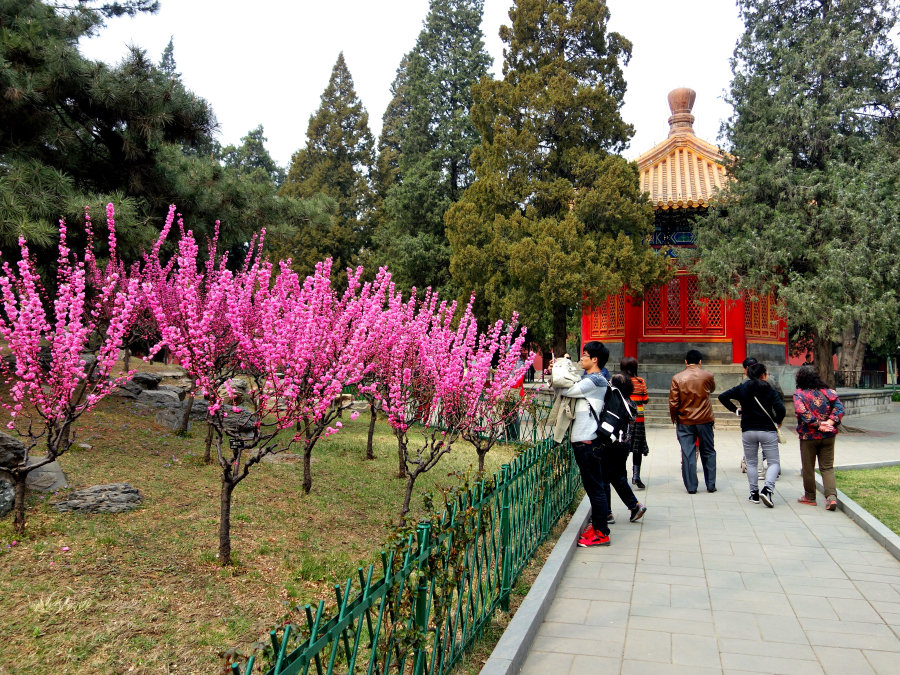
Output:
[234, 434, 579, 675]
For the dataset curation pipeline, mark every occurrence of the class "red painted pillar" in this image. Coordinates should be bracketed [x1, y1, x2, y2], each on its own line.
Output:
[623, 293, 641, 358]
[581, 302, 593, 347]
[728, 297, 746, 364]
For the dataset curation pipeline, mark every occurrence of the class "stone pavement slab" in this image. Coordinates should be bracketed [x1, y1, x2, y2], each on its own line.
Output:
[514, 409, 900, 674]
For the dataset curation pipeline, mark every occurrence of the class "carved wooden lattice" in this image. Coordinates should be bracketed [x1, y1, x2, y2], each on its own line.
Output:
[588, 292, 625, 339]
[644, 275, 725, 336]
[744, 293, 780, 339]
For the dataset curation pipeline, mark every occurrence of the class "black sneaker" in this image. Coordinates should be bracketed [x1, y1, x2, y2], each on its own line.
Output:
[607, 512, 615, 524]
[748, 490, 760, 504]
[629, 503, 647, 522]
[760, 486, 774, 507]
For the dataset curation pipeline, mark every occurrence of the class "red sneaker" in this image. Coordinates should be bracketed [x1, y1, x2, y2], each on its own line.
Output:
[581, 524, 596, 539]
[578, 531, 611, 547]
[826, 497, 837, 511]
[797, 495, 817, 506]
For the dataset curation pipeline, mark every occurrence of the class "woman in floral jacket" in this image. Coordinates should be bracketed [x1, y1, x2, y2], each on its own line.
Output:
[793, 366, 845, 510]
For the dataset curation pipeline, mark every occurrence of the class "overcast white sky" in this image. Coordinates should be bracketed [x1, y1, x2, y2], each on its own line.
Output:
[79, 0, 744, 167]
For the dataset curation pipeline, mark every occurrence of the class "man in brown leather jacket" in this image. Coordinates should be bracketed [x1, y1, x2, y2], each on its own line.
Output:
[669, 349, 717, 493]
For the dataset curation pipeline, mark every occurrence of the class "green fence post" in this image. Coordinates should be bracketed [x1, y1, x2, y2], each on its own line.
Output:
[499, 463, 512, 611]
[412, 521, 432, 675]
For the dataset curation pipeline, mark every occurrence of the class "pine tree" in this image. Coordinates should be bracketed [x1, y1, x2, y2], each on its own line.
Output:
[693, 0, 900, 385]
[280, 53, 375, 270]
[374, 0, 492, 294]
[222, 125, 285, 190]
[445, 0, 666, 353]
[159, 36, 179, 78]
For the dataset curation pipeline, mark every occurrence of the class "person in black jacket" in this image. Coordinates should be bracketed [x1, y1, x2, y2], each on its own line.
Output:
[718, 363, 786, 507]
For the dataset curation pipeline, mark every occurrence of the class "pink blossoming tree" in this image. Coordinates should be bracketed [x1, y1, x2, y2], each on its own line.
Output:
[0, 214, 141, 535]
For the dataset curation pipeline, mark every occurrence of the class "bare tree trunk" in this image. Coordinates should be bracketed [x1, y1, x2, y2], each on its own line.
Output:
[12, 477, 27, 536]
[366, 401, 377, 460]
[837, 325, 868, 388]
[400, 472, 417, 521]
[813, 334, 835, 388]
[177, 391, 195, 435]
[552, 305, 568, 357]
[477, 450, 486, 474]
[203, 424, 214, 464]
[396, 439, 407, 479]
[218, 478, 235, 565]
[302, 444, 313, 494]
[122, 346, 131, 373]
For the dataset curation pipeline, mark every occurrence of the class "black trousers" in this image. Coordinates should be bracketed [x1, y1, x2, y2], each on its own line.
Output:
[572, 441, 610, 535]
[601, 444, 639, 510]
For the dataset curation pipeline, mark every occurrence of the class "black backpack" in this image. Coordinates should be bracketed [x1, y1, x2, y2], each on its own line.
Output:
[587, 374, 635, 451]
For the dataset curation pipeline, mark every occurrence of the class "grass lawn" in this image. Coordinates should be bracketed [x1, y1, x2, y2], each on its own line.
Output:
[835, 466, 900, 537]
[0, 392, 523, 673]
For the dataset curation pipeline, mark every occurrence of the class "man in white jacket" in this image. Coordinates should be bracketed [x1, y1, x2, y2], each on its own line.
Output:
[556, 341, 612, 547]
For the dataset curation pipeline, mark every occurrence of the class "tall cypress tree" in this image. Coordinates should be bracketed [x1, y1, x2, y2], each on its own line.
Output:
[445, 0, 667, 353]
[374, 0, 492, 294]
[694, 0, 900, 385]
[281, 53, 375, 270]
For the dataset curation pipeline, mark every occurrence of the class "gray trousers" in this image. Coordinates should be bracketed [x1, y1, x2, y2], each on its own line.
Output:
[742, 430, 780, 491]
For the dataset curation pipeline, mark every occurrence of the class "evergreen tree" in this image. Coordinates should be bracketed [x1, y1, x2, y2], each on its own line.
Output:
[158, 36, 179, 78]
[374, 0, 492, 294]
[445, 0, 667, 354]
[373, 54, 412, 206]
[221, 125, 285, 189]
[693, 0, 900, 385]
[280, 53, 375, 270]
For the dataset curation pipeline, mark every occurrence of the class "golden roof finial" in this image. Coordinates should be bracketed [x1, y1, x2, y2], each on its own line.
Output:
[667, 87, 696, 137]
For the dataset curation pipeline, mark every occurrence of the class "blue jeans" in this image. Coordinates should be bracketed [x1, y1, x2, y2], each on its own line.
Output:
[676, 422, 716, 492]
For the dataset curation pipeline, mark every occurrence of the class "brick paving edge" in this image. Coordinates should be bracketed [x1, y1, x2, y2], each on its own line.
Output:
[479, 495, 591, 675]
[815, 471, 900, 563]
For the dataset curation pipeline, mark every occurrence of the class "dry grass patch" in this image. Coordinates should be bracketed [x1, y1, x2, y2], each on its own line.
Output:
[0, 395, 519, 673]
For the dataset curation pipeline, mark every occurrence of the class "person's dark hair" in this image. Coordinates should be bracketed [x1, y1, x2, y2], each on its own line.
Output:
[685, 349, 702, 364]
[583, 341, 610, 369]
[746, 362, 770, 396]
[796, 365, 829, 390]
[620, 356, 638, 378]
[742, 357, 758, 370]
[612, 372, 634, 397]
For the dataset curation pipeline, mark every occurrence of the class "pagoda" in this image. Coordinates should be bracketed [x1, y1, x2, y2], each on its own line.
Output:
[581, 88, 788, 378]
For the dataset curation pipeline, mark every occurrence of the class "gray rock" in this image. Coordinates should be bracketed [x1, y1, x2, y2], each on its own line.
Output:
[113, 381, 144, 399]
[218, 377, 250, 405]
[222, 407, 255, 434]
[136, 389, 181, 407]
[131, 372, 162, 390]
[0, 478, 14, 518]
[26, 460, 67, 492]
[157, 384, 187, 401]
[154, 399, 210, 431]
[0, 432, 26, 469]
[54, 483, 142, 514]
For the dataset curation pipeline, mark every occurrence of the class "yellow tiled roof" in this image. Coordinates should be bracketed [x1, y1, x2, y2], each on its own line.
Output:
[635, 89, 729, 210]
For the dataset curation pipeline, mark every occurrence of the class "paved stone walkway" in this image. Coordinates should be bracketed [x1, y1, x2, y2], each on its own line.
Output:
[520, 406, 900, 674]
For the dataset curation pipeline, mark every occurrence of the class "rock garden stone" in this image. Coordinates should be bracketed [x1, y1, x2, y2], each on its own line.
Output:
[131, 372, 162, 390]
[218, 377, 250, 405]
[0, 431, 26, 469]
[54, 483, 142, 514]
[136, 389, 181, 407]
[0, 478, 14, 518]
[157, 384, 187, 401]
[113, 381, 144, 399]
[26, 460, 68, 492]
